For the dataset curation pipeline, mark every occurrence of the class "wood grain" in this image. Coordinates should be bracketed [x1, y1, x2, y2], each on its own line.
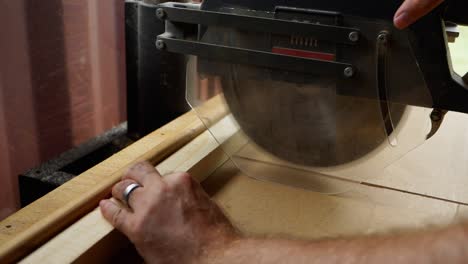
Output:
[0, 95, 226, 263]
[205, 161, 464, 240]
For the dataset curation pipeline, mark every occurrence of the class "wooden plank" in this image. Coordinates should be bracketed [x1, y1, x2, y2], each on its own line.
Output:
[20, 208, 116, 264]
[0, 95, 226, 263]
[20, 115, 244, 263]
[371, 111, 468, 203]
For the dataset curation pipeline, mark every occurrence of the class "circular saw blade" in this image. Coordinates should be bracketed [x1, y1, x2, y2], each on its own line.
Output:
[221, 64, 405, 167]
[187, 54, 433, 194]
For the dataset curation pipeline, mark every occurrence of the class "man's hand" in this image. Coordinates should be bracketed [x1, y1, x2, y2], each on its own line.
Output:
[99, 162, 238, 264]
[99, 164, 468, 264]
[394, 0, 444, 29]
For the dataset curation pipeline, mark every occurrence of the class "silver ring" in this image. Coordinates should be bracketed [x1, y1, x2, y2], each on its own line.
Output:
[123, 183, 141, 207]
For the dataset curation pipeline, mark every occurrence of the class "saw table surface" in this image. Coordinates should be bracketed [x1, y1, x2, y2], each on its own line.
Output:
[205, 161, 465, 240]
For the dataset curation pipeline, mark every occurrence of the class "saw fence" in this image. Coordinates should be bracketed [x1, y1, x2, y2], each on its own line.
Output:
[3, 93, 468, 262]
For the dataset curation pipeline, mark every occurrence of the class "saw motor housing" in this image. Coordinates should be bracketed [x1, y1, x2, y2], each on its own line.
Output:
[153, 0, 468, 167]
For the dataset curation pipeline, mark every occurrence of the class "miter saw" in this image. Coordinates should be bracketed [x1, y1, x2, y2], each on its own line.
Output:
[128, 0, 468, 191]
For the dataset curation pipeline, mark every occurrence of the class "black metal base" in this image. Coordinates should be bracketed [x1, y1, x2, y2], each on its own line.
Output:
[19, 123, 132, 207]
[125, 1, 190, 139]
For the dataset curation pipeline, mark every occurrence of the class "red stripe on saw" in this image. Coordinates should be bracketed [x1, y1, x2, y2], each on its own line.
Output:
[272, 47, 335, 61]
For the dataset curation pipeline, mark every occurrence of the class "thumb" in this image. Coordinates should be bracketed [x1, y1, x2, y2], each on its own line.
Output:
[394, 0, 444, 29]
[99, 198, 132, 235]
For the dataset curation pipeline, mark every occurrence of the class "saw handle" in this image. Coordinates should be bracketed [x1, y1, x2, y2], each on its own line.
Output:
[407, 0, 468, 114]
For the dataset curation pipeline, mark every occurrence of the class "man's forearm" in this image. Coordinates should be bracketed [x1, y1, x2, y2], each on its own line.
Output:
[203, 223, 468, 264]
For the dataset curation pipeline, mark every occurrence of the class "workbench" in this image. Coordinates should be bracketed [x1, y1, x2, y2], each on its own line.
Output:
[1, 27, 467, 263]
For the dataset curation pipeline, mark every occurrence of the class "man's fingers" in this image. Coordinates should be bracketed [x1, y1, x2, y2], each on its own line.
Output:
[394, 0, 444, 29]
[123, 161, 162, 186]
[112, 179, 143, 209]
[165, 172, 194, 192]
[100, 199, 132, 234]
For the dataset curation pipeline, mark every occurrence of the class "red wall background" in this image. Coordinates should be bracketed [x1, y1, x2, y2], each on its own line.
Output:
[0, 0, 126, 220]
